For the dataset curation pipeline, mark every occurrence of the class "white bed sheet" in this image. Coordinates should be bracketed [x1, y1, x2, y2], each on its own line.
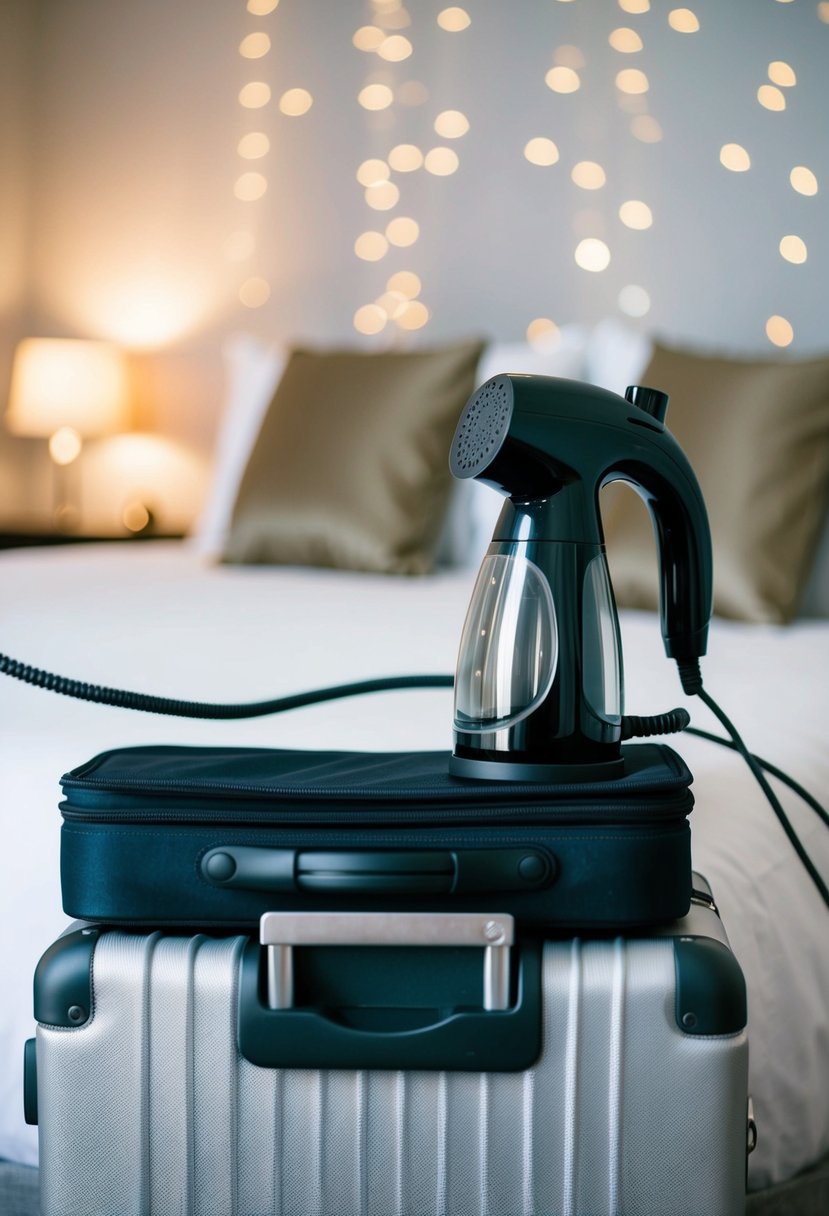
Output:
[1, 541, 827, 1189]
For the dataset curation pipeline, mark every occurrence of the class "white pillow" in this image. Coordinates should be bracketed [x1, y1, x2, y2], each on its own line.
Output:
[189, 334, 286, 556]
[438, 328, 591, 568]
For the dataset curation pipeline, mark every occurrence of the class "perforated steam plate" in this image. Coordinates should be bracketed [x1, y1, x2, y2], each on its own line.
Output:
[450, 375, 513, 479]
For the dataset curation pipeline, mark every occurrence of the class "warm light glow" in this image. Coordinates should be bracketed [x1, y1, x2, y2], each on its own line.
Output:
[575, 238, 611, 272]
[83, 433, 209, 536]
[780, 235, 807, 264]
[78, 267, 213, 347]
[571, 161, 606, 190]
[237, 132, 270, 160]
[238, 82, 271, 109]
[353, 25, 385, 51]
[238, 277, 271, 307]
[616, 68, 649, 94]
[790, 166, 818, 196]
[820, 2, 829, 22]
[720, 143, 751, 172]
[766, 315, 793, 347]
[365, 181, 400, 210]
[545, 66, 581, 93]
[434, 110, 470, 138]
[618, 285, 651, 317]
[388, 144, 423, 171]
[618, 0, 650, 11]
[358, 83, 394, 110]
[553, 45, 586, 69]
[387, 270, 421, 298]
[247, 0, 278, 13]
[437, 7, 471, 31]
[424, 147, 459, 175]
[397, 300, 430, 329]
[376, 4, 411, 32]
[526, 318, 560, 352]
[357, 158, 390, 186]
[609, 27, 643, 52]
[223, 230, 255, 262]
[280, 88, 313, 116]
[354, 304, 387, 335]
[234, 171, 267, 201]
[6, 339, 129, 438]
[768, 61, 796, 87]
[524, 138, 560, 166]
[49, 426, 83, 466]
[239, 32, 271, 58]
[631, 114, 663, 142]
[398, 80, 429, 106]
[668, 8, 699, 32]
[386, 216, 419, 246]
[376, 291, 408, 320]
[757, 85, 786, 111]
[354, 231, 389, 261]
[619, 199, 653, 228]
[378, 35, 413, 60]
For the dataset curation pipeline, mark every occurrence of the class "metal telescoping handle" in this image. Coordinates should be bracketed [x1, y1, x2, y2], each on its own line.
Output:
[260, 911, 514, 1013]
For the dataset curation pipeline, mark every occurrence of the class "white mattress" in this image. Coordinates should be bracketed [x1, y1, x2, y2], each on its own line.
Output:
[1, 541, 828, 1190]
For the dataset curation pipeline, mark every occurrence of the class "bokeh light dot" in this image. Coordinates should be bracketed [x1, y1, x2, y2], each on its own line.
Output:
[619, 199, 653, 228]
[766, 316, 793, 347]
[768, 61, 796, 87]
[238, 132, 270, 160]
[526, 318, 561, 351]
[279, 88, 313, 116]
[618, 0, 650, 12]
[819, 2, 829, 23]
[247, 0, 278, 13]
[545, 66, 581, 93]
[616, 68, 649, 94]
[631, 114, 663, 142]
[757, 85, 786, 111]
[388, 144, 423, 171]
[572, 161, 606, 189]
[354, 305, 387, 336]
[437, 7, 471, 31]
[618, 285, 651, 317]
[609, 27, 643, 52]
[353, 25, 385, 51]
[386, 216, 420, 246]
[358, 83, 394, 111]
[238, 82, 271, 109]
[575, 238, 611, 272]
[780, 235, 808, 264]
[378, 35, 413, 61]
[424, 147, 459, 175]
[720, 143, 751, 172]
[239, 32, 271, 58]
[434, 110, 470, 138]
[354, 231, 389, 261]
[376, 291, 409, 320]
[238, 277, 271, 308]
[790, 166, 818, 196]
[234, 171, 268, 201]
[387, 271, 421, 298]
[524, 138, 560, 167]
[397, 300, 430, 330]
[668, 8, 700, 32]
[365, 181, 400, 210]
[357, 159, 390, 187]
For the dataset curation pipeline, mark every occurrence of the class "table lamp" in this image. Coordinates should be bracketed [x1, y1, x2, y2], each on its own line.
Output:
[5, 337, 130, 530]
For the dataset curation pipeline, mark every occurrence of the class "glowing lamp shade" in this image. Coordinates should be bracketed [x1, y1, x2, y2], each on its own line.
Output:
[6, 339, 129, 441]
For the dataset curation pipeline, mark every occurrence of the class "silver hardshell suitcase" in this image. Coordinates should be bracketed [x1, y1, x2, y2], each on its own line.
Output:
[27, 879, 750, 1216]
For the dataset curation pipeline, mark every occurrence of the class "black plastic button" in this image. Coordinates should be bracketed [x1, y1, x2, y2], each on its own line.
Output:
[625, 384, 669, 423]
[518, 854, 547, 883]
[204, 851, 237, 882]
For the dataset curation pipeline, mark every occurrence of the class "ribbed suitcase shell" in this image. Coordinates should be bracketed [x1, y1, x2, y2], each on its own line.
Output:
[34, 897, 748, 1216]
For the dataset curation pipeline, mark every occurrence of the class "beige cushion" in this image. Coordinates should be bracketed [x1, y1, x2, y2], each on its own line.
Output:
[602, 341, 829, 623]
[222, 340, 485, 575]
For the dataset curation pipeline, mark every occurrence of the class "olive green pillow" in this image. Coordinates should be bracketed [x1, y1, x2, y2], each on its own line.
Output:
[601, 341, 829, 623]
[222, 340, 485, 574]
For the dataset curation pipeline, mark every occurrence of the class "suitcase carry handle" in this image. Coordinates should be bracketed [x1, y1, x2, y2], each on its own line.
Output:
[237, 911, 543, 1073]
[202, 845, 554, 895]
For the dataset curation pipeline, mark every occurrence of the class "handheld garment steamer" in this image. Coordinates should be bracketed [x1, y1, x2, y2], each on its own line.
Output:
[448, 375, 713, 782]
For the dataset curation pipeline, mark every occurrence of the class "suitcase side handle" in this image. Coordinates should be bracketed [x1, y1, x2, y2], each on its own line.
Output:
[261, 910, 513, 1011]
[201, 846, 555, 895]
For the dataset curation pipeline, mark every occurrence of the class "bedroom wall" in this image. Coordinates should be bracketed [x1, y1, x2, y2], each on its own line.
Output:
[3, 0, 828, 521]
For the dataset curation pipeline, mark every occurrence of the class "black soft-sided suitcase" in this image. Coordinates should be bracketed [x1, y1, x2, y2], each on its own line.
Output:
[59, 741, 695, 929]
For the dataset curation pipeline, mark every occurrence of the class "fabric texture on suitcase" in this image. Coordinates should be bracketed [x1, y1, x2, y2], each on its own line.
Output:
[33, 899, 748, 1216]
[58, 742, 695, 929]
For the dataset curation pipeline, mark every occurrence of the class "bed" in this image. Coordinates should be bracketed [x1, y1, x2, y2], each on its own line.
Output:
[1, 326, 828, 1213]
